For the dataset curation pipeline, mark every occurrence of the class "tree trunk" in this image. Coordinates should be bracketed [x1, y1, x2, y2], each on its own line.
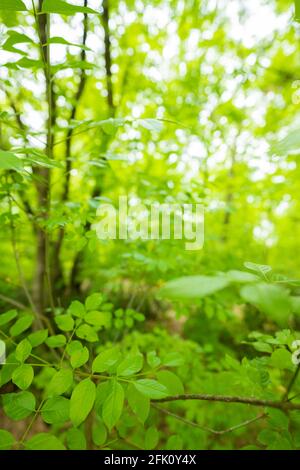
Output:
[33, 0, 55, 314]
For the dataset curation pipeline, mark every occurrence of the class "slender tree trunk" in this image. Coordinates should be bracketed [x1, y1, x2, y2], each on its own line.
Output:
[51, 2, 89, 298]
[68, 0, 115, 295]
[222, 137, 237, 243]
[32, 0, 55, 314]
[103, 0, 115, 115]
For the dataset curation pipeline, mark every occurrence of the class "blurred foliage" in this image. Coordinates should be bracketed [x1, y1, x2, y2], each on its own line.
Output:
[0, 0, 300, 451]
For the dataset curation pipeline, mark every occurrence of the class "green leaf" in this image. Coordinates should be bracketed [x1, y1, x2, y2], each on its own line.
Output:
[46, 37, 90, 50]
[47, 369, 73, 397]
[226, 270, 260, 283]
[92, 420, 107, 446]
[268, 437, 292, 450]
[99, 118, 125, 135]
[0, 429, 15, 450]
[70, 378, 96, 427]
[0, 309, 17, 326]
[159, 275, 230, 300]
[271, 128, 300, 155]
[41, 0, 98, 16]
[3, 391, 35, 420]
[270, 348, 293, 369]
[2, 31, 33, 54]
[144, 426, 159, 450]
[15, 338, 32, 362]
[258, 429, 292, 450]
[46, 334, 67, 348]
[0, 353, 18, 386]
[27, 329, 48, 347]
[66, 340, 83, 355]
[0, 0, 27, 11]
[24, 433, 65, 450]
[76, 324, 98, 342]
[162, 352, 183, 367]
[240, 283, 291, 325]
[252, 341, 273, 354]
[258, 429, 279, 446]
[117, 351, 143, 376]
[66, 428, 87, 450]
[95, 381, 111, 413]
[244, 262, 272, 277]
[147, 351, 161, 368]
[70, 346, 89, 368]
[85, 293, 103, 310]
[12, 364, 34, 390]
[127, 383, 150, 424]
[9, 314, 34, 337]
[225, 354, 240, 370]
[55, 314, 74, 332]
[68, 300, 85, 318]
[41, 397, 70, 424]
[267, 409, 289, 430]
[92, 347, 121, 373]
[157, 370, 184, 395]
[52, 59, 95, 73]
[102, 379, 124, 431]
[138, 118, 163, 133]
[16, 148, 63, 169]
[0, 150, 23, 170]
[84, 311, 111, 327]
[11, 57, 42, 70]
[134, 379, 168, 399]
[165, 435, 183, 450]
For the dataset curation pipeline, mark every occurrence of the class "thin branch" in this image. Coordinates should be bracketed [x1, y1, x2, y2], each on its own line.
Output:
[0, 293, 27, 310]
[0, 90, 47, 147]
[0, 329, 53, 365]
[152, 393, 300, 410]
[7, 192, 42, 327]
[9, 193, 35, 225]
[67, 0, 116, 294]
[288, 392, 300, 402]
[19, 399, 45, 446]
[62, 0, 89, 202]
[51, 1, 89, 293]
[102, 0, 115, 114]
[31, 0, 56, 314]
[283, 363, 300, 401]
[2, 90, 36, 221]
[152, 404, 267, 435]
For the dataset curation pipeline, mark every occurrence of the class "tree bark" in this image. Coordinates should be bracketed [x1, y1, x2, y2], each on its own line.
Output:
[51, 1, 89, 297]
[68, 0, 116, 295]
[32, 0, 55, 314]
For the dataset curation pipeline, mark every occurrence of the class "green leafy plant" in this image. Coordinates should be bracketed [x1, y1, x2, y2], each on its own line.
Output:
[1, 0, 300, 452]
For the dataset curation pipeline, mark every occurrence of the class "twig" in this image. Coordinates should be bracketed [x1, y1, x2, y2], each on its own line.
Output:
[282, 363, 300, 401]
[52, 0, 90, 287]
[152, 393, 300, 410]
[62, 0, 88, 202]
[102, 0, 115, 114]
[19, 399, 45, 445]
[7, 192, 42, 327]
[152, 404, 267, 435]
[0, 293, 27, 310]
[31, 0, 57, 316]
[0, 329, 52, 366]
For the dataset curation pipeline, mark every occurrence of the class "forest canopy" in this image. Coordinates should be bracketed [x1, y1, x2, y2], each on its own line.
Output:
[0, 0, 300, 452]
